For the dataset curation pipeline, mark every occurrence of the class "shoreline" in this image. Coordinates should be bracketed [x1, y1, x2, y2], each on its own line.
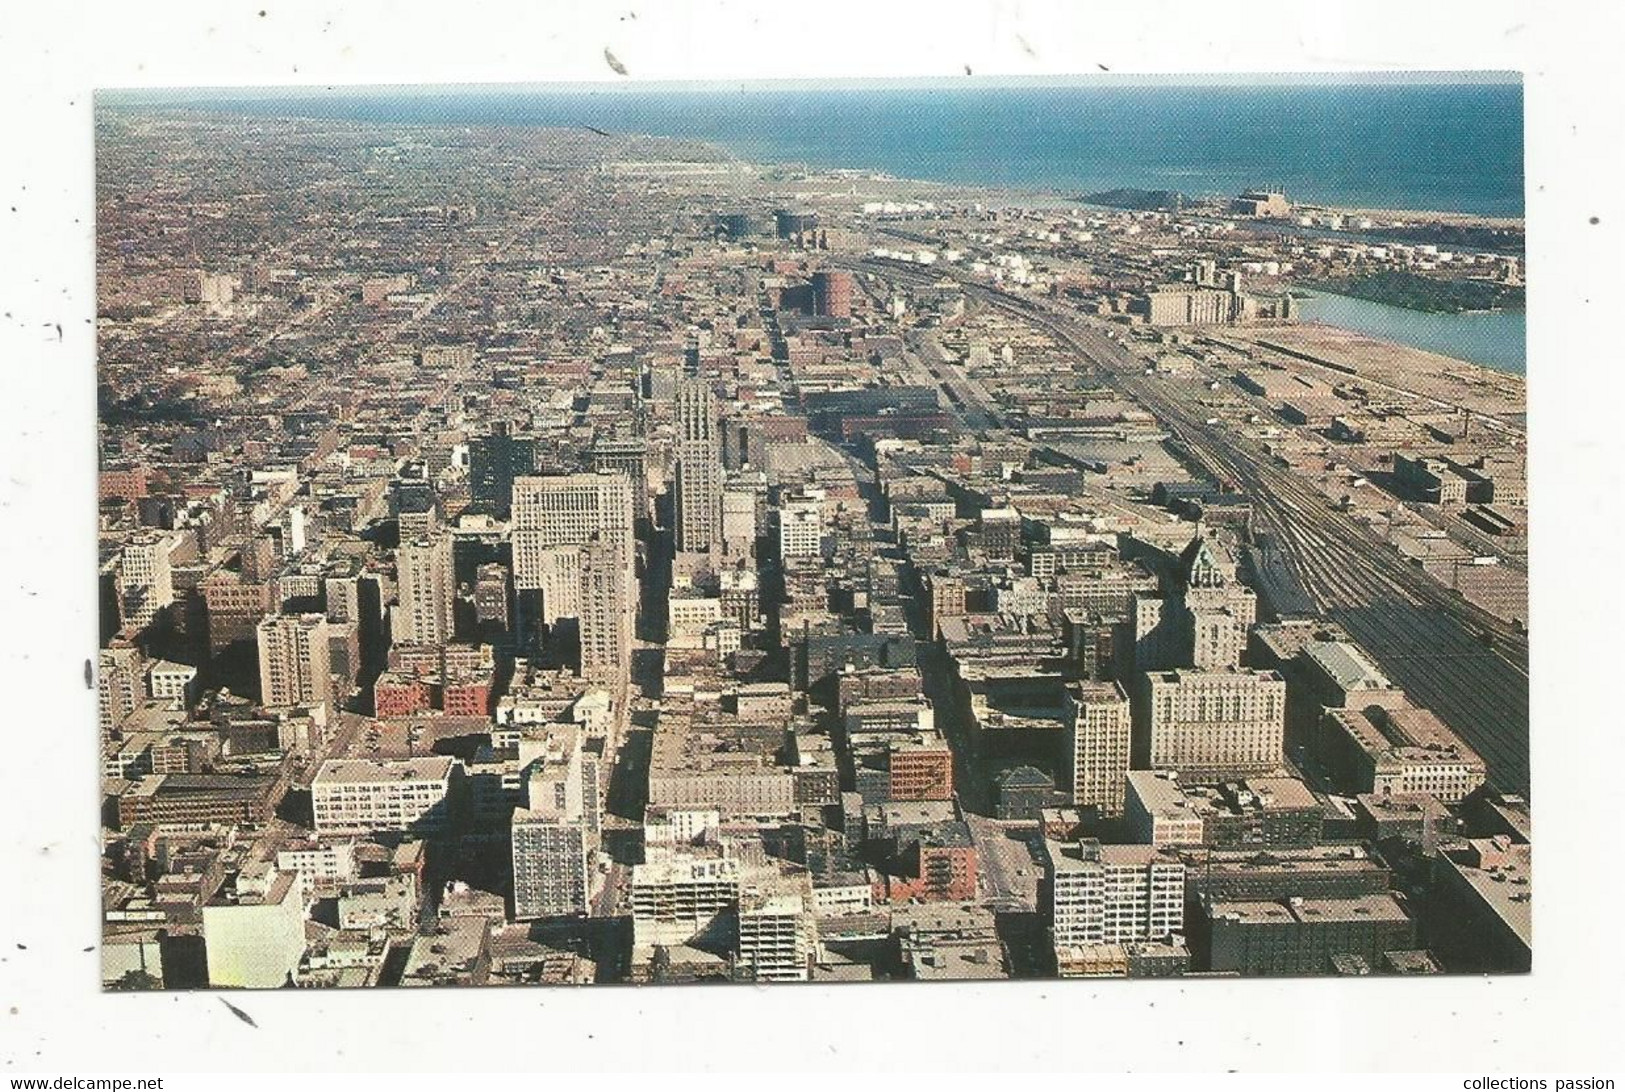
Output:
[105, 100, 1525, 227]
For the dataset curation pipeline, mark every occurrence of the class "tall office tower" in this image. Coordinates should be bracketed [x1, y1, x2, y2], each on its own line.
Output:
[674, 379, 723, 554]
[1065, 680, 1133, 818]
[511, 723, 597, 919]
[118, 532, 174, 630]
[1129, 591, 1174, 673]
[1046, 839, 1186, 967]
[511, 472, 636, 592]
[324, 573, 361, 625]
[394, 534, 454, 647]
[99, 645, 144, 737]
[1179, 532, 1256, 670]
[392, 479, 438, 540]
[1142, 668, 1287, 779]
[719, 487, 757, 563]
[256, 612, 334, 710]
[577, 535, 633, 678]
[202, 573, 272, 655]
[201, 869, 308, 989]
[590, 436, 650, 524]
[512, 729, 589, 919]
[468, 429, 537, 517]
[1130, 529, 1257, 672]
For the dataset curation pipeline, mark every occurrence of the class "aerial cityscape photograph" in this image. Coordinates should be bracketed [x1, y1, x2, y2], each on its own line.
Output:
[92, 75, 1531, 990]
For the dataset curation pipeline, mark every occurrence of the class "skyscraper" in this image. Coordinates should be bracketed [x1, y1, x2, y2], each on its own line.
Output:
[511, 723, 598, 919]
[511, 473, 636, 669]
[1131, 529, 1258, 673]
[511, 472, 636, 591]
[468, 429, 537, 517]
[99, 645, 144, 737]
[394, 534, 454, 647]
[257, 613, 334, 710]
[1065, 680, 1133, 818]
[590, 435, 650, 524]
[511, 814, 590, 920]
[1142, 668, 1287, 779]
[118, 532, 174, 631]
[577, 534, 633, 678]
[674, 379, 722, 554]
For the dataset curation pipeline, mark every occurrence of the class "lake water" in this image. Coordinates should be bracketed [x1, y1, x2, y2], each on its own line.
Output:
[1292, 289, 1526, 374]
[106, 80, 1526, 218]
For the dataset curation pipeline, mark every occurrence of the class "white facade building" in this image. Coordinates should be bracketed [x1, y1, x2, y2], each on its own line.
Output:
[311, 756, 457, 836]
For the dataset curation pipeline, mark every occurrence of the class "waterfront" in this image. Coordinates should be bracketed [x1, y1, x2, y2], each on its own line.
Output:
[1292, 287, 1526, 374]
[105, 78, 1525, 218]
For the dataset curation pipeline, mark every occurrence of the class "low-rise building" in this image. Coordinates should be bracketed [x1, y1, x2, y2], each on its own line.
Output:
[310, 756, 459, 837]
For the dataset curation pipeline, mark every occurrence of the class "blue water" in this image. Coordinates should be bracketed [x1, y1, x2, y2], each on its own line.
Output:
[107, 80, 1524, 217]
[1293, 288, 1525, 374]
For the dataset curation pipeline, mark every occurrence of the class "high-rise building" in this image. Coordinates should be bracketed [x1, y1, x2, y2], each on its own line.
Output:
[513, 724, 598, 923]
[1046, 838, 1185, 968]
[472, 562, 511, 632]
[577, 535, 633, 679]
[590, 436, 650, 524]
[468, 430, 537, 517]
[511, 810, 590, 920]
[256, 613, 334, 710]
[394, 534, 454, 647]
[777, 494, 822, 559]
[737, 888, 815, 983]
[630, 856, 740, 950]
[720, 487, 757, 562]
[1131, 529, 1257, 672]
[203, 573, 271, 655]
[99, 645, 144, 737]
[511, 472, 636, 591]
[118, 532, 174, 630]
[1142, 669, 1287, 779]
[674, 380, 723, 554]
[1065, 680, 1133, 817]
[201, 868, 307, 989]
[1181, 533, 1257, 671]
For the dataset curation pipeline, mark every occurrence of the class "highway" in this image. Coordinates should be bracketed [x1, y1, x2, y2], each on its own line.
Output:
[852, 257, 1530, 794]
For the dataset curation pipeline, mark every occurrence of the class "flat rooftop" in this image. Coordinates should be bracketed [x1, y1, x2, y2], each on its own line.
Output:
[312, 756, 456, 785]
[1303, 640, 1392, 692]
[1208, 893, 1410, 927]
[1441, 839, 1532, 948]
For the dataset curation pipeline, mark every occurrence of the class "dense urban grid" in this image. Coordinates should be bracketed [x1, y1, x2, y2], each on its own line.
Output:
[95, 108, 1529, 988]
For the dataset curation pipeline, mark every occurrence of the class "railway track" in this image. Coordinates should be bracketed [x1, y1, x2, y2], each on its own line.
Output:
[849, 258, 1530, 791]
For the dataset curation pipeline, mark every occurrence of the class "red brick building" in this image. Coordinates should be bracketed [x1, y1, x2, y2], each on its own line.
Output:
[441, 676, 492, 718]
[889, 743, 956, 801]
[99, 466, 151, 503]
[374, 672, 434, 718]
